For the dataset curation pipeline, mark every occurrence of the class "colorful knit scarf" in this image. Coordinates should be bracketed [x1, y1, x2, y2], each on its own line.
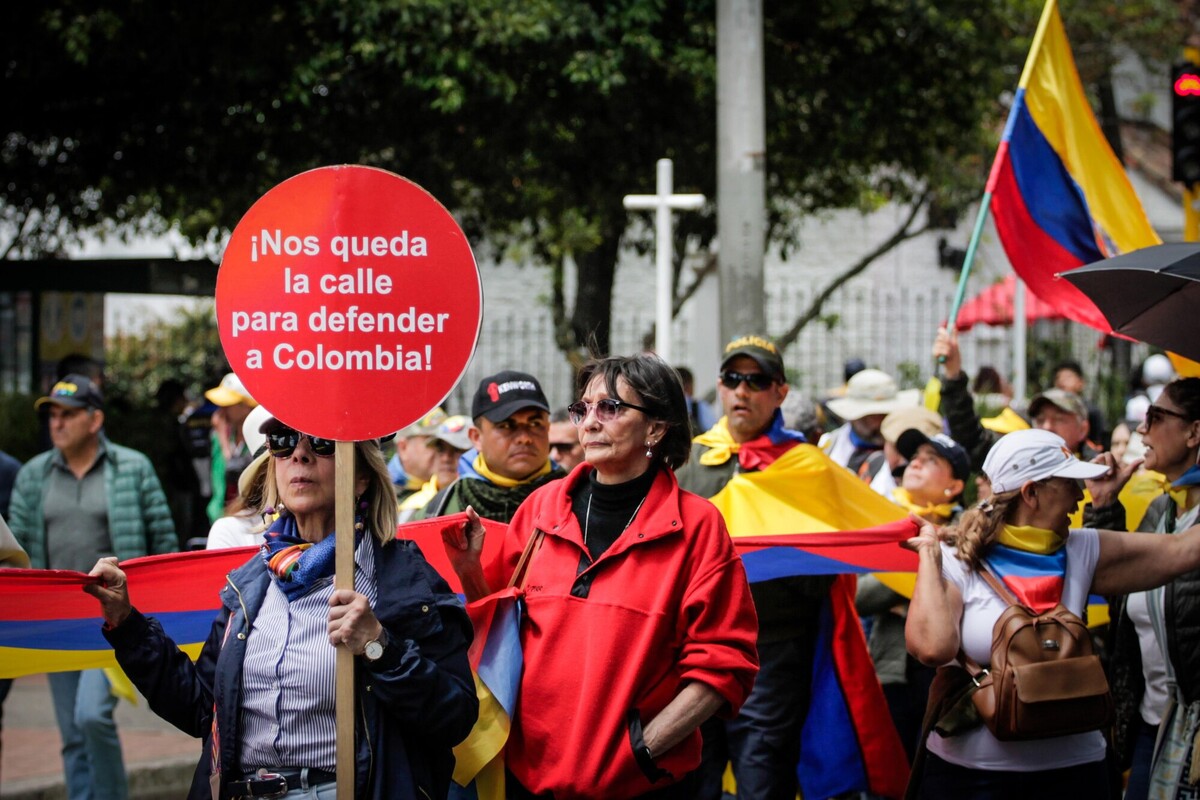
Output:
[985, 524, 1067, 612]
[260, 514, 346, 602]
[694, 410, 806, 470]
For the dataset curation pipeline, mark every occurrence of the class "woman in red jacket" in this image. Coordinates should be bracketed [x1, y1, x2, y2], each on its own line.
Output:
[444, 353, 760, 799]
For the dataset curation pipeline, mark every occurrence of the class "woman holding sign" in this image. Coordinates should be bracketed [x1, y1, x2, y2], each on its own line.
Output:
[84, 413, 477, 800]
[444, 353, 759, 799]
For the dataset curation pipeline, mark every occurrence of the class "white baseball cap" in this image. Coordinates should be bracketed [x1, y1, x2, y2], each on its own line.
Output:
[983, 429, 1109, 495]
[242, 404, 273, 456]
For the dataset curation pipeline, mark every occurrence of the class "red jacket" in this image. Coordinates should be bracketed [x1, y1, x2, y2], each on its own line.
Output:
[485, 464, 759, 799]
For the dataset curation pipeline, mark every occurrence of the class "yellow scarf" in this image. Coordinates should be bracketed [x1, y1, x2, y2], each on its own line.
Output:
[399, 476, 440, 511]
[1159, 478, 1196, 512]
[997, 523, 1065, 555]
[890, 487, 954, 522]
[473, 453, 552, 488]
[695, 417, 740, 466]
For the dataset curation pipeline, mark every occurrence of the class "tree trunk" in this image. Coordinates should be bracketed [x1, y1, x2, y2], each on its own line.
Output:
[570, 234, 620, 359]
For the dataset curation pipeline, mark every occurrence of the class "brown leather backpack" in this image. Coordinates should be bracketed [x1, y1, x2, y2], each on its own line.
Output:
[961, 565, 1114, 742]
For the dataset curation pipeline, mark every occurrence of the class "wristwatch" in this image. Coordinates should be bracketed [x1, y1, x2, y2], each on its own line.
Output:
[363, 628, 388, 662]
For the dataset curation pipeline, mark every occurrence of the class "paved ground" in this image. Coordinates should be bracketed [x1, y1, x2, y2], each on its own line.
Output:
[2, 674, 197, 799]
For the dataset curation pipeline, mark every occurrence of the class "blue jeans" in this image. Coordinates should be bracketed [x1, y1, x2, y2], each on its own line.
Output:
[48, 669, 128, 800]
[1125, 717, 1159, 800]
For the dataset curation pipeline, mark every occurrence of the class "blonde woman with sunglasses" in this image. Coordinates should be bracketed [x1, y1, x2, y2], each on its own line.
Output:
[82, 412, 477, 800]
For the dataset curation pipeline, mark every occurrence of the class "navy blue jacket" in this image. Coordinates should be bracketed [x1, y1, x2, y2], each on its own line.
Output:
[103, 535, 477, 799]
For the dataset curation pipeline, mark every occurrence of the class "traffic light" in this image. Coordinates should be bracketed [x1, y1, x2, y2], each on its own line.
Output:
[1173, 62, 1200, 184]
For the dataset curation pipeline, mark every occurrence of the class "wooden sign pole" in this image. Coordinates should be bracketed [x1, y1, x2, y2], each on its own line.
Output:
[334, 441, 356, 797]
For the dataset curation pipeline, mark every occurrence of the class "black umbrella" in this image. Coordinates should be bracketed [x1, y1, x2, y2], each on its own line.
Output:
[1060, 242, 1200, 360]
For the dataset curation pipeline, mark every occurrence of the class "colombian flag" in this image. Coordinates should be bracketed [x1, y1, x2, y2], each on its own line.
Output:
[985, 545, 1066, 613]
[410, 514, 519, 800]
[709, 444, 911, 800]
[450, 586, 523, 800]
[0, 547, 256, 678]
[987, 0, 1159, 330]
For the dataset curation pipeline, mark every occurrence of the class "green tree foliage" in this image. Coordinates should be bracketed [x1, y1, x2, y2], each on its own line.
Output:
[105, 301, 224, 407]
[2, 0, 1181, 358]
[102, 301, 225, 461]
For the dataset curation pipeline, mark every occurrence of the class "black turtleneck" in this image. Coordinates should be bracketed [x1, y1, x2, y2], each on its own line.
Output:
[571, 464, 658, 564]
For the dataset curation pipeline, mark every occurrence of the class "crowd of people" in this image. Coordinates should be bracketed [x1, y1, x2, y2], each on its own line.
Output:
[3, 331, 1200, 800]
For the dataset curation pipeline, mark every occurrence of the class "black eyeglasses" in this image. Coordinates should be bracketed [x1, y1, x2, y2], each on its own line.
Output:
[1145, 405, 1192, 429]
[719, 371, 776, 392]
[267, 429, 337, 458]
[567, 398, 652, 426]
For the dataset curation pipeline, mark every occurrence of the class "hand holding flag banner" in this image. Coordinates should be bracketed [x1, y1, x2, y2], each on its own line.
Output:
[0, 547, 256, 679]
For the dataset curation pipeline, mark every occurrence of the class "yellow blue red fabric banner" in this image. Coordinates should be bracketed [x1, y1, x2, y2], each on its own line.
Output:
[708, 443, 911, 799]
[0, 547, 256, 679]
[987, 0, 1160, 331]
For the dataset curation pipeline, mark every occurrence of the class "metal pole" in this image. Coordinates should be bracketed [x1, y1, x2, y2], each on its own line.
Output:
[1185, 184, 1199, 243]
[1013, 278, 1028, 406]
[717, 0, 766, 341]
[656, 159, 674, 361]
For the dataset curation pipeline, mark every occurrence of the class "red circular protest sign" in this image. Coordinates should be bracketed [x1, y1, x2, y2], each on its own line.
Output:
[216, 166, 481, 441]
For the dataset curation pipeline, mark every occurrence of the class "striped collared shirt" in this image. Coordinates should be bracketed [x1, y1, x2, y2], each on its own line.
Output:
[239, 532, 378, 772]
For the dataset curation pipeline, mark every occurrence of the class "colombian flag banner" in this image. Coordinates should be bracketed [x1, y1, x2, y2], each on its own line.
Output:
[988, 0, 1160, 331]
[733, 522, 917, 578]
[0, 547, 256, 679]
[709, 444, 911, 800]
[450, 586, 523, 800]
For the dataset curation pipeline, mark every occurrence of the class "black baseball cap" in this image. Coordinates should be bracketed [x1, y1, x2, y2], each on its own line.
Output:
[35, 374, 105, 412]
[897, 429, 970, 481]
[720, 335, 786, 380]
[472, 370, 550, 423]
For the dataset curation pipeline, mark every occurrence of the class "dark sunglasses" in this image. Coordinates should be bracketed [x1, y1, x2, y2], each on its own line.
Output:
[567, 398, 652, 426]
[719, 371, 776, 392]
[267, 429, 337, 458]
[1145, 404, 1192, 428]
